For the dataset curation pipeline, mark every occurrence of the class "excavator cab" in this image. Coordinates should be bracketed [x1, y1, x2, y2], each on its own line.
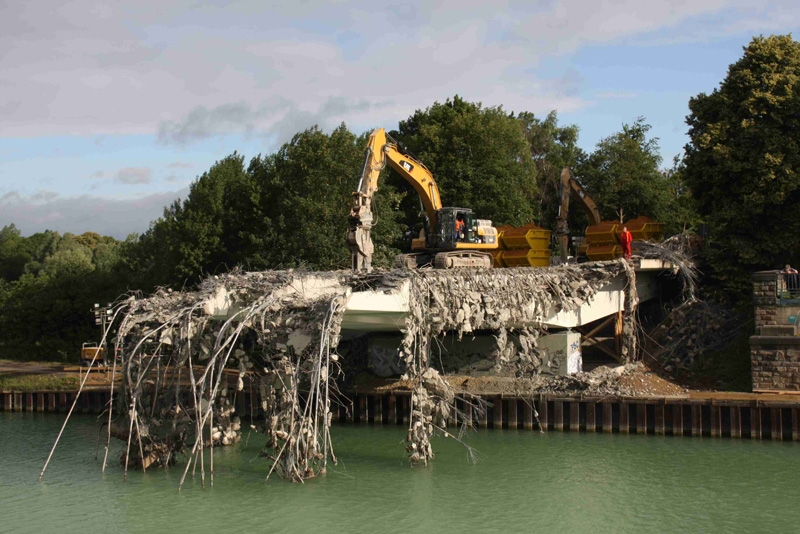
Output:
[396, 207, 497, 268]
[431, 208, 495, 248]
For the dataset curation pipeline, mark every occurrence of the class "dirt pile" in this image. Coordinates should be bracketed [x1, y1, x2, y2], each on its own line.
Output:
[366, 363, 685, 398]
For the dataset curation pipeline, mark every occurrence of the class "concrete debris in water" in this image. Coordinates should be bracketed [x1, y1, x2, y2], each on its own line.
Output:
[100, 259, 651, 483]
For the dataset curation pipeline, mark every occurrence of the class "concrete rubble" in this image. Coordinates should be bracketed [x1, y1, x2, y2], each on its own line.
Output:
[103, 258, 658, 482]
[651, 300, 742, 374]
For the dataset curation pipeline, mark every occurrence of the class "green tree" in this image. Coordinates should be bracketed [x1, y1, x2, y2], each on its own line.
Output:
[0, 228, 125, 361]
[517, 111, 585, 230]
[0, 224, 30, 281]
[684, 34, 800, 295]
[577, 118, 678, 226]
[248, 125, 403, 270]
[123, 125, 404, 288]
[125, 153, 251, 288]
[392, 96, 539, 231]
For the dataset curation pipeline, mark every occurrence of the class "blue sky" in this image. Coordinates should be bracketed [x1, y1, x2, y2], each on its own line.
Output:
[0, 1, 796, 238]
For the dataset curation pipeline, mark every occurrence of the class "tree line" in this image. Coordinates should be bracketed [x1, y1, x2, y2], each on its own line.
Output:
[1, 34, 797, 361]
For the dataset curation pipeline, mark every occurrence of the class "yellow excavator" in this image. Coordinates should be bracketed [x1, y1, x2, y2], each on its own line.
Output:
[556, 166, 666, 261]
[347, 128, 499, 272]
[555, 166, 601, 262]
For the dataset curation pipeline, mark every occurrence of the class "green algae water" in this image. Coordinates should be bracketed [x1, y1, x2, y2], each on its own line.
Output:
[2, 413, 799, 533]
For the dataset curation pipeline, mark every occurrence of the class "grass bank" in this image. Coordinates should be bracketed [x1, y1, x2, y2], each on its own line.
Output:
[0, 374, 80, 392]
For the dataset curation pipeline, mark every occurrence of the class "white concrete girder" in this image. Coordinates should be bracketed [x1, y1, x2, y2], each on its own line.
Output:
[340, 261, 671, 332]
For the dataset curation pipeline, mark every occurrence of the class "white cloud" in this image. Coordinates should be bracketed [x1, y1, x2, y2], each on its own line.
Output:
[114, 167, 152, 184]
[0, 189, 188, 238]
[2, 0, 792, 140]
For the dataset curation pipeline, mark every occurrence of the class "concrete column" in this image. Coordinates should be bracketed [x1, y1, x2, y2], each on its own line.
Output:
[619, 404, 629, 434]
[493, 396, 503, 429]
[570, 403, 580, 432]
[47, 393, 56, 412]
[771, 408, 782, 440]
[478, 398, 488, 428]
[586, 403, 596, 433]
[691, 405, 702, 437]
[636, 404, 646, 435]
[654, 404, 665, 435]
[14, 393, 23, 411]
[2, 393, 10, 411]
[358, 396, 367, 424]
[400, 396, 408, 426]
[672, 405, 684, 436]
[36, 393, 45, 412]
[25, 393, 34, 412]
[731, 406, 742, 438]
[711, 406, 721, 438]
[374, 395, 383, 425]
[751, 406, 761, 439]
[602, 403, 612, 433]
[553, 401, 563, 431]
[463, 398, 473, 427]
[538, 396, 548, 431]
[388, 395, 396, 425]
[523, 400, 534, 430]
[507, 399, 518, 429]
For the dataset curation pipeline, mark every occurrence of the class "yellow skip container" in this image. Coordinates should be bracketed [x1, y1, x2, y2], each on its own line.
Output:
[501, 248, 551, 267]
[500, 224, 551, 250]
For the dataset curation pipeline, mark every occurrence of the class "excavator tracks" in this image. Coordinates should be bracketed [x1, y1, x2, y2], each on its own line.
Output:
[433, 251, 493, 269]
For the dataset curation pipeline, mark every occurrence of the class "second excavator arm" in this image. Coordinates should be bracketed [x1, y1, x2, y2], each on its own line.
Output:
[556, 166, 601, 261]
[347, 128, 442, 272]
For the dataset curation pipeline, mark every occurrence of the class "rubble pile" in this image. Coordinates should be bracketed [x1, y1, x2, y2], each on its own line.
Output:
[105, 269, 351, 485]
[650, 300, 742, 373]
[635, 233, 699, 303]
[396, 260, 638, 464]
[99, 259, 646, 483]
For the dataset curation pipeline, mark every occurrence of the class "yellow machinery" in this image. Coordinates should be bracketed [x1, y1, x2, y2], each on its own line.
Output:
[347, 128, 499, 271]
[493, 223, 552, 268]
[581, 217, 666, 261]
[556, 167, 665, 261]
[80, 342, 105, 367]
[556, 167, 602, 262]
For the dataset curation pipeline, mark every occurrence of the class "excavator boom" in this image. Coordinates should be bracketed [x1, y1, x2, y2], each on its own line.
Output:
[556, 167, 601, 261]
[347, 128, 443, 272]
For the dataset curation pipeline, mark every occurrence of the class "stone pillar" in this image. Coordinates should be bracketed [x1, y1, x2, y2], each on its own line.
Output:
[750, 270, 800, 392]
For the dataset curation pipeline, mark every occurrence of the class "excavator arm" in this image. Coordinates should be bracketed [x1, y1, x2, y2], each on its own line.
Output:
[556, 167, 601, 261]
[347, 128, 442, 272]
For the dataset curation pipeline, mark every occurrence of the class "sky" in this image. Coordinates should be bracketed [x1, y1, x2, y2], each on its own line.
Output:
[0, 0, 797, 239]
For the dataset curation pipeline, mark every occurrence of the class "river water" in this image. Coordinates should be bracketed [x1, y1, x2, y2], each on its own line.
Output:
[1, 412, 798, 533]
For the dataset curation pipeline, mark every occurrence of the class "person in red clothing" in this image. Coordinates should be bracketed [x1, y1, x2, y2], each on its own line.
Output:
[454, 214, 465, 242]
[619, 226, 633, 259]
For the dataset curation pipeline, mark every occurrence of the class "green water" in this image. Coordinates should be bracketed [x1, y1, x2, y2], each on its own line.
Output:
[1, 413, 799, 533]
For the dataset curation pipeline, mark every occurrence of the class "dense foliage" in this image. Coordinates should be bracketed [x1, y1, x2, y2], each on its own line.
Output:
[391, 97, 539, 232]
[576, 118, 696, 235]
[0, 226, 126, 360]
[12, 63, 777, 361]
[684, 34, 800, 296]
